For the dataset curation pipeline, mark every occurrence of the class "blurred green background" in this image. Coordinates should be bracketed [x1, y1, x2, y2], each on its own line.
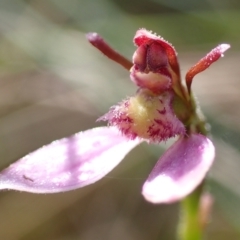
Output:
[0, 0, 239, 239]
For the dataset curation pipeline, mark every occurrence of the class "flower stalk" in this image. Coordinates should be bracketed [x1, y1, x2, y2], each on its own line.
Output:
[178, 183, 204, 240]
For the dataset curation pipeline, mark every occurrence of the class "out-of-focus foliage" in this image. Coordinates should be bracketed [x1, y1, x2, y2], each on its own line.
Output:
[0, 0, 239, 239]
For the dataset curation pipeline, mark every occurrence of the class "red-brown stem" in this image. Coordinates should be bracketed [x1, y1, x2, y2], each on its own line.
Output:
[86, 32, 133, 70]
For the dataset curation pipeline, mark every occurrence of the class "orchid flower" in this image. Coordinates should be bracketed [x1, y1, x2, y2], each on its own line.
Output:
[0, 29, 229, 204]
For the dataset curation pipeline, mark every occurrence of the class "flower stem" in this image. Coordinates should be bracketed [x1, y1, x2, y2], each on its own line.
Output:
[178, 183, 204, 240]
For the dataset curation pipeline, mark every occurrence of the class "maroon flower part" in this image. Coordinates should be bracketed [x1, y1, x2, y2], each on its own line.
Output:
[133, 29, 180, 77]
[130, 29, 180, 94]
[0, 29, 230, 204]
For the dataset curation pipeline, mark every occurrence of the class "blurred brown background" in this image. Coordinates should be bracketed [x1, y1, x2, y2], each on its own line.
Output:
[0, 0, 240, 239]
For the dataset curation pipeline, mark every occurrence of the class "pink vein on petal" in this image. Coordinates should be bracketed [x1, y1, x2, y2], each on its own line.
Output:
[0, 127, 142, 193]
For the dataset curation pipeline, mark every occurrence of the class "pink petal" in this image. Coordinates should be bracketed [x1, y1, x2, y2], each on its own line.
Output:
[0, 127, 141, 193]
[142, 134, 215, 204]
